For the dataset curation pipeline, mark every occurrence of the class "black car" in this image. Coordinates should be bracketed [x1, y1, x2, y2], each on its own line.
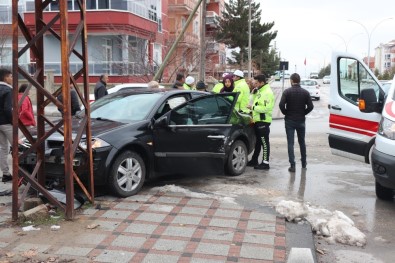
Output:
[22, 89, 256, 197]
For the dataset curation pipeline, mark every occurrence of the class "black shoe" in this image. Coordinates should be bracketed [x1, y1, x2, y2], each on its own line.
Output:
[288, 165, 295, 173]
[254, 163, 270, 170]
[247, 159, 259, 167]
[302, 163, 307, 169]
[2, 174, 12, 183]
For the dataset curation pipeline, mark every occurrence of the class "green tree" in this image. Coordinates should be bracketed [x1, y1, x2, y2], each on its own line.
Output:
[318, 64, 331, 78]
[216, 0, 277, 71]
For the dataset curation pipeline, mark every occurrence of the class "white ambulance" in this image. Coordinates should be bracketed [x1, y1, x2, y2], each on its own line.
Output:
[329, 52, 395, 200]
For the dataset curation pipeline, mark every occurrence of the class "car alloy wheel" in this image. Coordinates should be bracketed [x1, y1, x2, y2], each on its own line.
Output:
[226, 140, 247, 176]
[109, 151, 146, 197]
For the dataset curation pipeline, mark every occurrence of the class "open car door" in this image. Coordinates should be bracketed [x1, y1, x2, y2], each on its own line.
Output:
[153, 92, 239, 175]
[328, 52, 386, 163]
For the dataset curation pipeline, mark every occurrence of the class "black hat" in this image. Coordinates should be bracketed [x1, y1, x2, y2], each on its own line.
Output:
[196, 80, 206, 90]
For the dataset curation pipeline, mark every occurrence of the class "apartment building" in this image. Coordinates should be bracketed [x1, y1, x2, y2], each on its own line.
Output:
[1, 0, 226, 83]
[375, 39, 395, 74]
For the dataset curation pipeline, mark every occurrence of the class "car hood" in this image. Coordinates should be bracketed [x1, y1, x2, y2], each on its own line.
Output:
[46, 117, 137, 141]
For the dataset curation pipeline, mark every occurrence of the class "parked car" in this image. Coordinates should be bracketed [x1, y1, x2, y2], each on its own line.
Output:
[309, 72, 319, 79]
[89, 83, 164, 103]
[21, 89, 256, 197]
[300, 79, 320, 100]
[322, 75, 331, 84]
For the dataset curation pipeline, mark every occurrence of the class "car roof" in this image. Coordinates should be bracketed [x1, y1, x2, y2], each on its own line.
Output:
[113, 88, 207, 97]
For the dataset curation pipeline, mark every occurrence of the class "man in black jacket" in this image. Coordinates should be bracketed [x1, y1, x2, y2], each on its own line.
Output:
[94, 74, 108, 100]
[279, 73, 314, 172]
[0, 68, 13, 182]
[57, 86, 81, 116]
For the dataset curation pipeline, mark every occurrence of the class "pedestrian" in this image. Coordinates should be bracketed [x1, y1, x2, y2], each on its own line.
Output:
[0, 68, 13, 182]
[212, 72, 228, 93]
[18, 84, 36, 128]
[219, 74, 234, 93]
[232, 70, 250, 113]
[147, 80, 160, 89]
[172, 73, 185, 89]
[57, 86, 81, 116]
[195, 80, 208, 92]
[247, 74, 274, 170]
[279, 73, 314, 172]
[183, 76, 195, 90]
[94, 74, 108, 100]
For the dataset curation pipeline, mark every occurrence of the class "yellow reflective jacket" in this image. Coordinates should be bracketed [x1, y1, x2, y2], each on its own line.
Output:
[233, 78, 250, 113]
[212, 82, 224, 93]
[183, 83, 194, 90]
[251, 83, 274, 123]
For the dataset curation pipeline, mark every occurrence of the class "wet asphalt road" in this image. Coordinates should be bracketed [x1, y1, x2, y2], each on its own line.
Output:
[146, 81, 395, 263]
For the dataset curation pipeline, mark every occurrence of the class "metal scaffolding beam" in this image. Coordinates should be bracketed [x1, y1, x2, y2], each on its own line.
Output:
[11, 0, 94, 220]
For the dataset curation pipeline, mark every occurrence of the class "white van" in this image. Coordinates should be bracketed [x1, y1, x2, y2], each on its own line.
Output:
[328, 52, 395, 200]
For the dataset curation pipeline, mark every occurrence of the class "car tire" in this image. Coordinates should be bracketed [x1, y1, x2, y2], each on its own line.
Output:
[226, 140, 247, 176]
[375, 181, 394, 201]
[108, 151, 146, 197]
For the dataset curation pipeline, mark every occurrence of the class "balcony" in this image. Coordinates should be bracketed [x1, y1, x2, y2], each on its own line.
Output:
[168, 0, 196, 14]
[206, 41, 220, 54]
[206, 11, 220, 28]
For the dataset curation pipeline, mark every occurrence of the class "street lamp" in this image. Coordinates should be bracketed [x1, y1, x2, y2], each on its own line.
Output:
[247, 0, 251, 79]
[331, 33, 363, 52]
[348, 17, 393, 69]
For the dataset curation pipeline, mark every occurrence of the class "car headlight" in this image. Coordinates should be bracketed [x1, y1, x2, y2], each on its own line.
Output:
[79, 138, 110, 149]
[378, 117, 395, 140]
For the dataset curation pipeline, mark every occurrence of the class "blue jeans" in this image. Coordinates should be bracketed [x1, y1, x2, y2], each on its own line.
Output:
[285, 119, 306, 166]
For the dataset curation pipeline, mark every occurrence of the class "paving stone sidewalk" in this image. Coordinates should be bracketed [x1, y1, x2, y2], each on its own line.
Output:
[0, 186, 287, 263]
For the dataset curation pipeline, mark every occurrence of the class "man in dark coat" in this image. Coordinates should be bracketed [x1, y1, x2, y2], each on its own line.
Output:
[94, 74, 108, 100]
[0, 68, 13, 182]
[279, 73, 314, 172]
[57, 86, 81, 116]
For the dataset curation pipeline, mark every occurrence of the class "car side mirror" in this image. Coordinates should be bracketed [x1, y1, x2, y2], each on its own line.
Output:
[154, 115, 169, 128]
[359, 88, 383, 113]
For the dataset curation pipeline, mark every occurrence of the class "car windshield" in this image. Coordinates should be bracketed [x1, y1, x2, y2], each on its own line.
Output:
[89, 93, 163, 123]
[300, 80, 316, 86]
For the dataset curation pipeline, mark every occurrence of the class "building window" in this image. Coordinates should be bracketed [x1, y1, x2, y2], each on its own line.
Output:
[193, 19, 199, 35]
[385, 54, 391, 60]
[385, 62, 391, 68]
[181, 17, 186, 28]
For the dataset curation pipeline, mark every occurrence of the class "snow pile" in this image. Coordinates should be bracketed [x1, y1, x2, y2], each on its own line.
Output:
[151, 184, 237, 204]
[275, 200, 308, 221]
[276, 200, 366, 247]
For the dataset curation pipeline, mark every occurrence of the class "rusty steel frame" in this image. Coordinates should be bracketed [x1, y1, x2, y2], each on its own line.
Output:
[11, 0, 94, 220]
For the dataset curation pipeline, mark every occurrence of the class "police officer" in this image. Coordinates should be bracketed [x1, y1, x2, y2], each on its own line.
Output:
[183, 76, 195, 90]
[247, 74, 274, 170]
[233, 70, 250, 113]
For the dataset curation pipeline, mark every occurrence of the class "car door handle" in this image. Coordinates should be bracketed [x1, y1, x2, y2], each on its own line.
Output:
[331, 105, 342, 110]
[207, 135, 225, 139]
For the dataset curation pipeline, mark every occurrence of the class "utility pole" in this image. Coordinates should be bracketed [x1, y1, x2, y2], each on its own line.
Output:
[199, 0, 206, 81]
[247, 0, 252, 79]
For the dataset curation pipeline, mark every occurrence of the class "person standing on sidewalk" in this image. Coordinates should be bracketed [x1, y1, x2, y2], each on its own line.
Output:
[279, 73, 314, 172]
[0, 68, 14, 182]
[18, 84, 36, 128]
[247, 74, 274, 170]
[94, 74, 108, 100]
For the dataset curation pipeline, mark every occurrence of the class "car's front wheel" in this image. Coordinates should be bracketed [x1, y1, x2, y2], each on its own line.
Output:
[108, 151, 146, 197]
[375, 181, 394, 201]
[226, 140, 247, 176]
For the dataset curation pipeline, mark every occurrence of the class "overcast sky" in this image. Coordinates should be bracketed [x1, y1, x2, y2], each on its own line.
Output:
[261, 0, 395, 76]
